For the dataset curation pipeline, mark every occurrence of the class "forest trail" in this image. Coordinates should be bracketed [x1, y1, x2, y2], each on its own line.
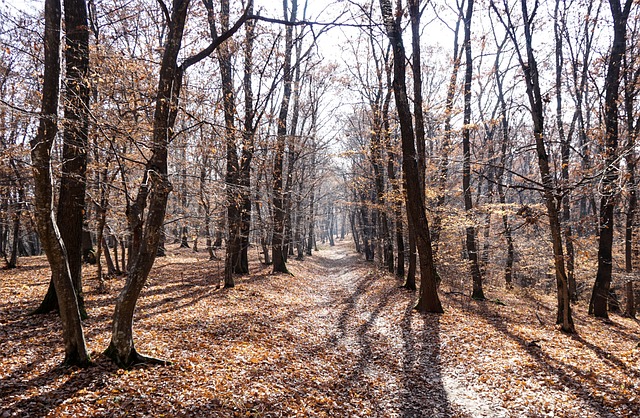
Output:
[2, 240, 640, 417]
[286, 239, 506, 417]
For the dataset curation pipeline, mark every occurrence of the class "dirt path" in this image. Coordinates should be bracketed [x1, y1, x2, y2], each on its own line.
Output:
[286, 240, 507, 418]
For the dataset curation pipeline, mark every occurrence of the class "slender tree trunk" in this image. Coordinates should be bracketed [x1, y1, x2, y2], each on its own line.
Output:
[555, 0, 577, 302]
[272, 0, 297, 274]
[7, 196, 21, 269]
[238, 6, 256, 274]
[623, 52, 639, 318]
[590, 0, 632, 318]
[461, 0, 484, 300]
[432, 9, 463, 257]
[494, 39, 515, 288]
[206, 0, 240, 286]
[380, 0, 442, 312]
[493, 0, 574, 332]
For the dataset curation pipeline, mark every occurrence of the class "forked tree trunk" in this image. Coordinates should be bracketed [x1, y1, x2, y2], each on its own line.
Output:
[382, 89, 405, 280]
[106, 0, 251, 367]
[30, 0, 90, 367]
[380, 0, 442, 312]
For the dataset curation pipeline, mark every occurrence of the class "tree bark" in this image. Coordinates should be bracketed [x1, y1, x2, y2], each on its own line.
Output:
[106, 0, 253, 367]
[272, 0, 297, 274]
[461, 0, 484, 300]
[30, 0, 90, 367]
[554, 0, 577, 302]
[590, 0, 633, 318]
[493, 0, 574, 332]
[380, 0, 443, 313]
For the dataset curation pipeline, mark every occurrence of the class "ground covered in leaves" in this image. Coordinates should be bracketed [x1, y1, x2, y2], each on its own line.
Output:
[1, 240, 639, 417]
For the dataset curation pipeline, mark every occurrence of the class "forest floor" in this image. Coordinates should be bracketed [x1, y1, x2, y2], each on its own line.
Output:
[1, 240, 640, 417]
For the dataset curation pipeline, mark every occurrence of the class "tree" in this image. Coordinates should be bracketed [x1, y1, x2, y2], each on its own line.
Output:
[379, 0, 443, 313]
[271, 0, 297, 274]
[491, 0, 574, 332]
[104, 0, 252, 367]
[460, 0, 484, 300]
[30, 0, 90, 366]
[33, 0, 92, 319]
[589, 0, 634, 318]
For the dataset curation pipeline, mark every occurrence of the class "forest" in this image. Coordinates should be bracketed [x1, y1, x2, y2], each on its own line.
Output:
[1, 0, 640, 416]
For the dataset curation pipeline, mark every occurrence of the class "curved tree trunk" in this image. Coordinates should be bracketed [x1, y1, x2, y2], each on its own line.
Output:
[105, 0, 252, 367]
[33, 0, 91, 319]
[30, 0, 90, 367]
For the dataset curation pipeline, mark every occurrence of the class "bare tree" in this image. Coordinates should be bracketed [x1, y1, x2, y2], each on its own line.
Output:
[30, 0, 90, 366]
[491, 0, 574, 332]
[589, 0, 634, 318]
[379, 0, 443, 313]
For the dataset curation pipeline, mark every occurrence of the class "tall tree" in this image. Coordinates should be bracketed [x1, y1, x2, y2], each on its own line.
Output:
[272, 0, 297, 274]
[30, 0, 90, 366]
[105, 0, 252, 367]
[492, 0, 574, 332]
[554, 0, 577, 303]
[33, 0, 92, 318]
[205, 0, 242, 287]
[622, 22, 640, 318]
[461, 0, 484, 300]
[379, 0, 443, 313]
[590, 0, 634, 318]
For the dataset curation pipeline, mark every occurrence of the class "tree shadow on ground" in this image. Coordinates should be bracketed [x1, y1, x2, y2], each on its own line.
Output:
[1, 357, 117, 416]
[466, 300, 638, 416]
[400, 304, 453, 417]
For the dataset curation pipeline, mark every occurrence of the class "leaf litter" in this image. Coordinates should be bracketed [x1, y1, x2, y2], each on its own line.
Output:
[0, 240, 639, 417]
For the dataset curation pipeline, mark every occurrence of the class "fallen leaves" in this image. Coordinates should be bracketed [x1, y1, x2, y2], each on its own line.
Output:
[0, 241, 639, 417]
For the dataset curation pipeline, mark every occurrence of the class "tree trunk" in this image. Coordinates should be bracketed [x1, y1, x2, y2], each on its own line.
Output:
[7, 207, 20, 269]
[380, 0, 442, 312]
[271, 0, 297, 274]
[493, 0, 574, 331]
[494, 40, 515, 288]
[623, 41, 639, 318]
[30, 0, 90, 367]
[555, 0, 577, 302]
[590, 0, 632, 318]
[104, 0, 250, 366]
[461, 0, 484, 300]
[238, 24, 256, 272]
